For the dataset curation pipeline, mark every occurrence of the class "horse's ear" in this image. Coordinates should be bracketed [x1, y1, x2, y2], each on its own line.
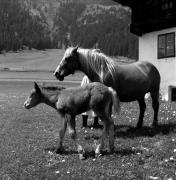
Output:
[73, 46, 78, 54]
[34, 82, 41, 94]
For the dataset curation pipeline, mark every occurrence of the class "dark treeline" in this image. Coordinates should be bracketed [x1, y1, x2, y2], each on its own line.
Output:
[0, 0, 51, 52]
[0, 0, 138, 59]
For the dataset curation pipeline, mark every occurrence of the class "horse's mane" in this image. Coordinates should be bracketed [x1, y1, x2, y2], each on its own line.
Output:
[78, 47, 116, 82]
[42, 86, 65, 91]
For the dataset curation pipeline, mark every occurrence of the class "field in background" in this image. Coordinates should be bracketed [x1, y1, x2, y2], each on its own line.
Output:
[0, 49, 134, 82]
[0, 49, 83, 82]
[0, 49, 62, 71]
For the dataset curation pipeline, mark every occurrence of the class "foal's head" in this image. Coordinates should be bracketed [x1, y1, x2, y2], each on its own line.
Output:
[54, 46, 80, 81]
[24, 82, 42, 109]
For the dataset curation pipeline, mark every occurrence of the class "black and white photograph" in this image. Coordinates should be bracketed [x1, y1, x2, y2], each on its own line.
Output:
[0, 0, 176, 179]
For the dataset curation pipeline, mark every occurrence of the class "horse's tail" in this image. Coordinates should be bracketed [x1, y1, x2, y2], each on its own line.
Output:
[108, 87, 120, 114]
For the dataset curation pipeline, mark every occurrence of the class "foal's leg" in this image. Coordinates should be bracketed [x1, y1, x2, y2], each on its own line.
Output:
[94, 115, 114, 156]
[67, 115, 85, 160]
[94, 103, 114, 157]
[94, 117, 108, 157]
[56, 114, 67, 153]
[105, 102, 115, 153]
[150, 91, 159, 127]
[108, 118, 115, 153]
[137, 97, 146, 128]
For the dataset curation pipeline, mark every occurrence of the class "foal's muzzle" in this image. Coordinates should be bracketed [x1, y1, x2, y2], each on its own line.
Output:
[54, 71, 64, 81]
[24, 102, 30, 109]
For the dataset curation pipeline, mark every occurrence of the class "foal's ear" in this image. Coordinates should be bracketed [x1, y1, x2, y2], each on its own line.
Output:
[72, 46, 78, 54]
[34, 82, 41, 94]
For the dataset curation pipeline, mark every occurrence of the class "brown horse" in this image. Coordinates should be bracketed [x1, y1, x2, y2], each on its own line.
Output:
[24, 82, 120, 159]
[54, 47, 161, 128]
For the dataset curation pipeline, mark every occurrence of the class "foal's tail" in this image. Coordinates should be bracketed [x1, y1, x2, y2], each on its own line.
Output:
[108, 87, 120, 114]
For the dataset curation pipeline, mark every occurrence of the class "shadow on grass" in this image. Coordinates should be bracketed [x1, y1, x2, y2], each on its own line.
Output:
[84, 148, 138, 159]
[115, 123, 176, 138]
[88, 124, 104, 129]
[44, 146, 139, 159]
[84, 123, 176, 141]
[44, 146, 77, 155]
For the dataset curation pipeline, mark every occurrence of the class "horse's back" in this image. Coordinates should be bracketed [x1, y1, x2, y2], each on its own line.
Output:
[135, 61, 160, 89]
[112, 61, 160, 101]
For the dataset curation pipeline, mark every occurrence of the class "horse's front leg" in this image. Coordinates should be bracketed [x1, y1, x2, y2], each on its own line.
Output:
[56, 114, 67, 154]
[137, 98, 146, 128]
[67, 115, 86, 160]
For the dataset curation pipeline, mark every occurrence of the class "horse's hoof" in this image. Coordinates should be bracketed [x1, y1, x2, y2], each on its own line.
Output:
[92, 124, 100, 129]
[56, 147, 64, 154]
[110, 147, 115, 154]
[136, 124, 143, 129]
[152, 123, 158, 128]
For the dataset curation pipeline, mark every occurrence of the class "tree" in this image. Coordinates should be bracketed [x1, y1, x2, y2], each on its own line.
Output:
[53, 0, 86, 48]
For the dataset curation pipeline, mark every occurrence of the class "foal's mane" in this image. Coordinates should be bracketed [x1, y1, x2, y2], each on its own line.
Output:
[77, 47, 116, 82]
[42, 86, 65, 93]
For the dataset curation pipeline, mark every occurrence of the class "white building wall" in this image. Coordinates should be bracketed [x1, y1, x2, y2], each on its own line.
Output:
[139, 27, 176, 100]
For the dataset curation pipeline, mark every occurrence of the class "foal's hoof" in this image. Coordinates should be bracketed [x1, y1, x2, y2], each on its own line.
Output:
[82, 126, 87, 129]
[95, 152, 102, 158]
[79, 153, 86, 160]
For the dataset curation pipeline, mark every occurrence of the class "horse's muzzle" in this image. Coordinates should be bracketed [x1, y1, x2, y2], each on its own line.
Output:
[54, 71, 64, 81]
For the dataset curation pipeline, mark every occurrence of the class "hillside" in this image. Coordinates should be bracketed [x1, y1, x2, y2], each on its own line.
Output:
[79, 0, 117, 5]
[0, 0, 137, 59]
[27, 0, 120, 30]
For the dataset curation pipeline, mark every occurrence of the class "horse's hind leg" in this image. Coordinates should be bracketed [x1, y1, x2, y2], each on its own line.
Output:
[150, 90, 159, 127]
[137, 98, 146, 128]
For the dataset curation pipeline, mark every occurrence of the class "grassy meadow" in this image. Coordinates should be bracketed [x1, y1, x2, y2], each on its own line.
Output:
[0, 50, 176, 179]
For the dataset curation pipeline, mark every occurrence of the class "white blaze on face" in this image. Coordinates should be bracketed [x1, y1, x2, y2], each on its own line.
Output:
[55, 48, 72, 73]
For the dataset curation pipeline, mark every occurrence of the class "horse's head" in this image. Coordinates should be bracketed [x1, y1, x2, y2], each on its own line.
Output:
[54, 46, 80, 81]
[24, 82, 42, 109]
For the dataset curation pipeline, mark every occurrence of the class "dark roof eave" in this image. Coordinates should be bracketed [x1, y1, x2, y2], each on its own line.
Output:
[112, 0, 132, 7]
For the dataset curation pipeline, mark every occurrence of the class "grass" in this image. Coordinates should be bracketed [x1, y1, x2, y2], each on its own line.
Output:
[0, 49, 64, 71]
[0, 49, 84, 82]
[1, 83, 176, 180]
[0, 50, 176, 179]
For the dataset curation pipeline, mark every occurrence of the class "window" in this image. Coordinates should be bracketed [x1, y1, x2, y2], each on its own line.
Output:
[162, 0, 174, 10]
[158, 32, 175, 59]
[161, 0, 176, 16]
